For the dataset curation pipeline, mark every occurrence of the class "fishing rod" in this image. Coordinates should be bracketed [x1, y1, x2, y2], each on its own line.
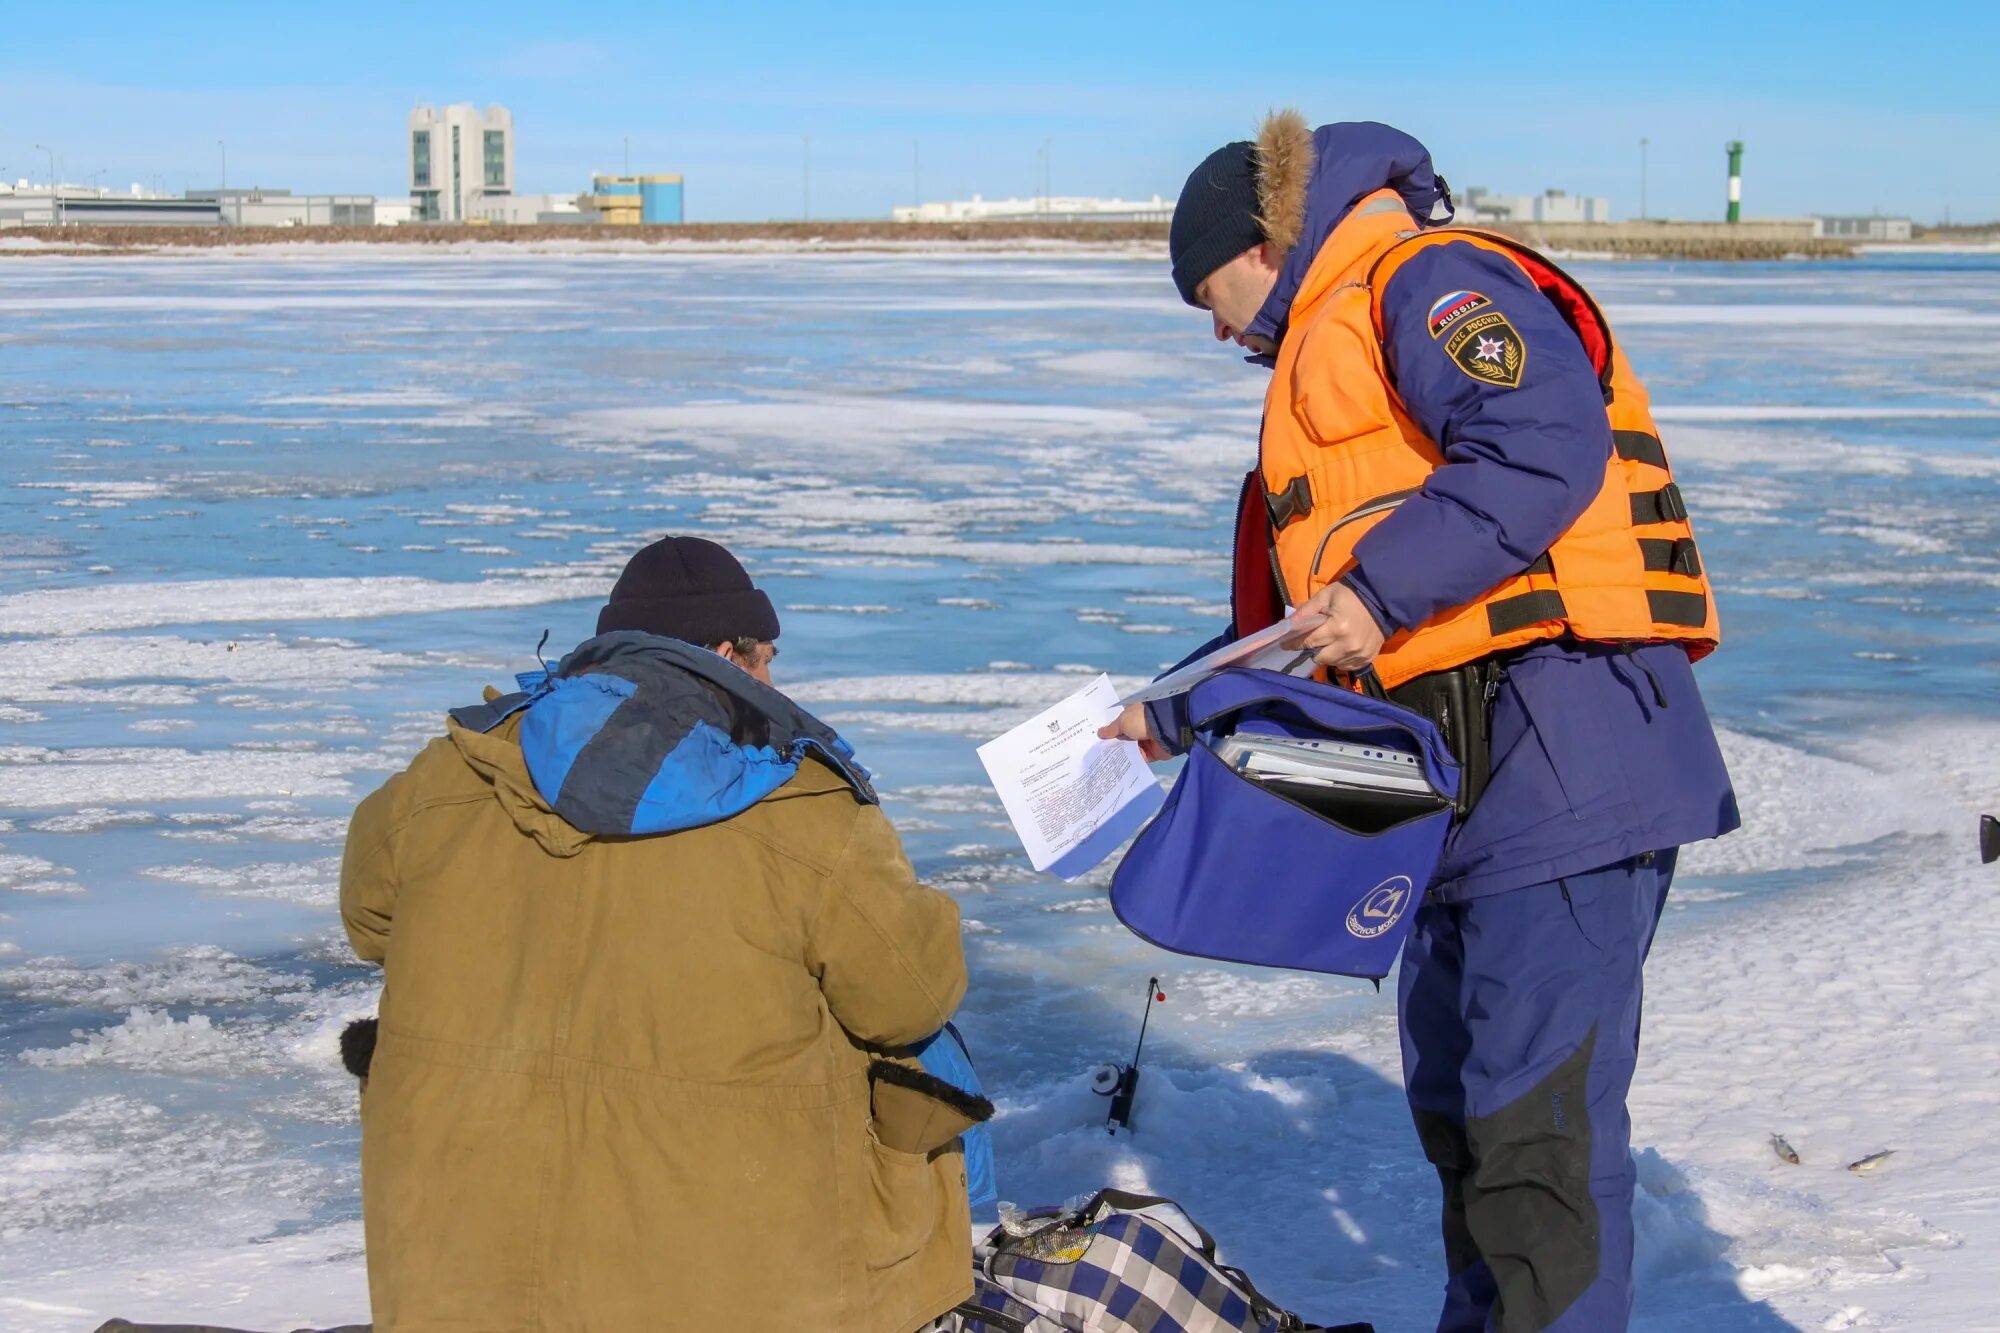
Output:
[1093, 976, 1166, 1134]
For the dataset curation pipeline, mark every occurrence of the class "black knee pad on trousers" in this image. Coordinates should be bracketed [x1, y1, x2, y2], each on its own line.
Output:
[1463, 1030, 1601, 1333]
[1412, 1107, 1479, 1276]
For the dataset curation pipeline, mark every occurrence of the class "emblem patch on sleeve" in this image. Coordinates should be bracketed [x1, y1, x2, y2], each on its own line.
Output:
[1442, 310, 1527, 389]
[1426, 290, 1492, 338]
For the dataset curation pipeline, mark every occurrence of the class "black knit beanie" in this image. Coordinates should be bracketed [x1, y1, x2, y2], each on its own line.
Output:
[1170, 139, 1265, 307]
[596, 536, 780, 646]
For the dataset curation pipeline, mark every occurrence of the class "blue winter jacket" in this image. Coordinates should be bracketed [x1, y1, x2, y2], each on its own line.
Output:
[1157, 124, 1739, 900]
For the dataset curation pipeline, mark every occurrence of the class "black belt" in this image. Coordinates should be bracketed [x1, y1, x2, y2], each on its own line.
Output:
[1358, 656, 1509, 819]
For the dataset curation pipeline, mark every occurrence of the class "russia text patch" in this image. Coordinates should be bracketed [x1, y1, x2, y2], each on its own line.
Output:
[1426, 290, 1492, 339]
[1443, 310, 1527, 389]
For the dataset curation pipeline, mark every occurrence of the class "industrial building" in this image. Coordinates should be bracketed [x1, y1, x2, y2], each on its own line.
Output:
[409, 103, 514, 223]
[467, 192, 595, 225]
[51, 194, 222, 226]
[1460, 187, 1612, 225]
[1, 180, 401, 228]
[588, 175, 685, 225]
[893, 194, 1173, 223]
[187, 188, 378, 226]
[0, 183, 219, 226]
[1814, 215, 1914, 241]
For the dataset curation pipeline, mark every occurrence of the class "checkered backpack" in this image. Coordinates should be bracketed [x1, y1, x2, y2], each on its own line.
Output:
[937, 1189, 1373, 1333]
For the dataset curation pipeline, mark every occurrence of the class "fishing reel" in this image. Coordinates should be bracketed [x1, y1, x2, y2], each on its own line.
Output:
[1981, 814, 1997, 866]
[1092, 1062, 1140, 1134]
[1091, 977, 1165, 1135]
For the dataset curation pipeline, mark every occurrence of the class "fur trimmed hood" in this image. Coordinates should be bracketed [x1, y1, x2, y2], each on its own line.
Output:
[1242, 114, 1453, 353]
[1254, 109, 1317, 257]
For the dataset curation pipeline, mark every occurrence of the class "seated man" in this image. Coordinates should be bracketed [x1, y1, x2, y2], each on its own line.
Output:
[340, 535, 976, 1332]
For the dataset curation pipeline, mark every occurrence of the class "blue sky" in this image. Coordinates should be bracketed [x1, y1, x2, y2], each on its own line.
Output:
[2, 2, 1992, 223]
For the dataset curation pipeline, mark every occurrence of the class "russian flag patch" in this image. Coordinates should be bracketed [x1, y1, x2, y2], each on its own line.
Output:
[1427, 290, 1492, 339]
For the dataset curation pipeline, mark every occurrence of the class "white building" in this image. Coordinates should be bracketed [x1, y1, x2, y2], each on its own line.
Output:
[409, 104, 513, 223]
[0, 181, 207, 226]
[187, 188, 377, 226]
[466, 191, 590, 225]
[893, 193, 1173, 223]
[1814, 215, 1913, 242]
[1461, 187, 1611, 225]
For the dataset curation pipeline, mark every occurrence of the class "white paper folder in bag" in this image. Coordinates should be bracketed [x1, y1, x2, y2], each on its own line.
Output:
[1213, 732, 1450, 833]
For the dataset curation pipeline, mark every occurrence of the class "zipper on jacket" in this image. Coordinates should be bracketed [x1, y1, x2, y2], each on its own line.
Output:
[1309, 487, 1424, 580]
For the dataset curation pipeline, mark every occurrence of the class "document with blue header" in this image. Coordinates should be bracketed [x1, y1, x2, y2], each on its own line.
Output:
[977, 674, 1166, 880]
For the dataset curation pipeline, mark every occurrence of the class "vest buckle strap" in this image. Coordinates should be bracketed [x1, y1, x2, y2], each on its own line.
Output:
[1638, 537, 1703, 577]
[1630, 482, 1687, 526]
[1486, 589, 1569, 637]
[1647, 590, 1709, 627]
[1266, 473, 1314, 530]
[1612, 429, 1668, 469]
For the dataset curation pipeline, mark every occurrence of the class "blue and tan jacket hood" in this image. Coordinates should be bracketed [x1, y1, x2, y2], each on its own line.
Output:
[448, 630, 873, 840]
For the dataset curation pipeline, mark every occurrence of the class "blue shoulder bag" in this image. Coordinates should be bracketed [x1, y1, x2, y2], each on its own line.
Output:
[1110, 667, 1460, 981]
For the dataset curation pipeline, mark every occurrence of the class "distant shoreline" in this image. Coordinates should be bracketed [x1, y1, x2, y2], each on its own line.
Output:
[7, 218, 1975, 261]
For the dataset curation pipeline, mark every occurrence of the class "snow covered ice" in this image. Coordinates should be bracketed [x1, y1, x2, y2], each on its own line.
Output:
[3, 245, 1999, 1331]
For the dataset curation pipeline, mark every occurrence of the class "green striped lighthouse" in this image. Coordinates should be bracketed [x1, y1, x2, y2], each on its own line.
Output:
[1726, 141, 1744, 223]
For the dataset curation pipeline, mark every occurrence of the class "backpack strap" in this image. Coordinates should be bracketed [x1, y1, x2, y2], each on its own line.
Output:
[1081, 1188, 1221, 1259]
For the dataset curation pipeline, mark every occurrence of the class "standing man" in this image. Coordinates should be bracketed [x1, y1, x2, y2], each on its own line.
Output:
[341, 535, 978, 1332]
[1104, 115, 1738, 1331]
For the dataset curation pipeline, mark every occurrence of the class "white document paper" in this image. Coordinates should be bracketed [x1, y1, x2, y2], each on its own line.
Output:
[976, 674, 1167, 881]
[1115, 609, 1329, 707]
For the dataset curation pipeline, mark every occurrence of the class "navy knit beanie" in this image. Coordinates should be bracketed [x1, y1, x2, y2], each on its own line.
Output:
[597, 536, 780, 646]
[1170, 140, 1264, 307]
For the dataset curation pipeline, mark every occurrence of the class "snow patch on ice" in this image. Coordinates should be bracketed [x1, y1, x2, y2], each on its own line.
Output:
[1608, 302, 2000, 328]
[0, 745, 368, 807]
[0, 575, 604, 635]
[566, 395, 1152, 455]
[140, 858, 341, 908]
[0, 945, 311, 1009]
[791, 672, 1145, 708]
[0, 850, 81, 896]
[1679, 728, 1956, 879]
[19, 1007, 255, 1072]
[28, 807, 160, 834]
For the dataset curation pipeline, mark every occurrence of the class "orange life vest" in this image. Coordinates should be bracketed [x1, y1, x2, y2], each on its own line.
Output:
[1246, 189, 1718, 689]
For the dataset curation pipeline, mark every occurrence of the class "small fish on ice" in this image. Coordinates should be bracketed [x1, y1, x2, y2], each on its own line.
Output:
[1847, 1149, 1896, 1173]
[1770, 1133, 1801, 1165]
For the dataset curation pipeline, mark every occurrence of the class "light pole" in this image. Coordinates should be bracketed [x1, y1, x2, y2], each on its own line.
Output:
[218, 140, 228, 223]
[911, 138, 920, 210]
[34, 144, 57, 225]
[802, 135, 811, 222]
[1639, 137, 1649, 221]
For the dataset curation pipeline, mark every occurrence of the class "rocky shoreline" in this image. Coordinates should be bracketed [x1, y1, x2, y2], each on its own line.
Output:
[0, 217, 1877, 260]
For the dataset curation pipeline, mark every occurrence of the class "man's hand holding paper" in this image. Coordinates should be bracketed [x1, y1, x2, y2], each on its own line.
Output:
[976, 674, 1166, 881]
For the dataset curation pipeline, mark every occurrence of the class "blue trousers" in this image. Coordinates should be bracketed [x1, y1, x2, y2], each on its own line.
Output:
[1397, 851, 1675, 1333]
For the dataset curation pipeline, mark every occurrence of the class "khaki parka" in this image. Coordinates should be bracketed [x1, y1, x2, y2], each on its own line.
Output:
[339, 712, 972, 1332]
